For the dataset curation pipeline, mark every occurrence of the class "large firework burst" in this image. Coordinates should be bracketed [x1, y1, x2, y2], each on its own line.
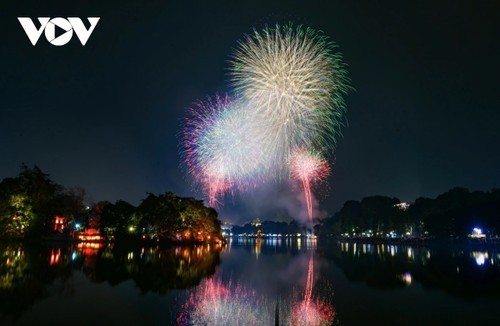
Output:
[231, 24, 349, 171]
[181, 95, 269, 207]
[180, 24, 349, 209]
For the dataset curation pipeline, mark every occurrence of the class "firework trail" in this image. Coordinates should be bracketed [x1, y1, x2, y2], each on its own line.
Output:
[290, 148, 330, 221]
[304, 253, 314, 305]
[290, 254, 335, 326]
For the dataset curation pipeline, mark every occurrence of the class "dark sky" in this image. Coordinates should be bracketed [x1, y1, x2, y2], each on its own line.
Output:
[1, 0, 499, 224]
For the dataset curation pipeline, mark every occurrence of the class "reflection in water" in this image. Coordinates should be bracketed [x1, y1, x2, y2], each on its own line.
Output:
[49, 249, 61, 266]
[407, 247, 413, 260]
[0, 247, 26, 289]
[178, 252, 335, 326]
[0, 243, 221, 320]
[330, 241, 500, 298]
[305, 254, 314, 304]
[77, 242, 103, 256]
[177, 277, 273, 325]
[228, 237, 317, 258]
[3, 239, 498, 324]
[472, 251, 487, 266]
[398, 272, 412, 285]
[254, 238, 261, 259]
[290, 254, 335, 326]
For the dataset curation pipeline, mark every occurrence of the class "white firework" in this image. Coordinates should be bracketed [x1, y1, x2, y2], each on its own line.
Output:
[230, 24, 349, 175]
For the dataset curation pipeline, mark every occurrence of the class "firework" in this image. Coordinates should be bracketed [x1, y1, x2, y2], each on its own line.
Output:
[273, 254, 336, 325]
[180, 95, 270, 207]
[290, 254, 335, 326]
[304, 252, 314, 305]
[231, 24, 349, 172]
[177, 254, 335, 325]
[290, 299, 335, 326]
[290, 148, 330, 220]
[181, 95, 231, 206]
[180, 24, 348, 208]
[177, 277, 274, 325]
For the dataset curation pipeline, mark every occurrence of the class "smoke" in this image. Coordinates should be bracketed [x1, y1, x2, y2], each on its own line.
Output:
[217, 182, 329, 227]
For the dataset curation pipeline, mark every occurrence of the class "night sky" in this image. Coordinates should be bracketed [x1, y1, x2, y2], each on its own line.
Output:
[1, 1, 499, 224]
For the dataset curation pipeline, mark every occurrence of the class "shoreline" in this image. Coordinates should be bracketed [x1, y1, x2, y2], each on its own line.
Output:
[327, 236, 500, 248]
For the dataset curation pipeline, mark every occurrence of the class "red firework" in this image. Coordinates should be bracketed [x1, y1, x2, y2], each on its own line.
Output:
[290, 148, 330, 221]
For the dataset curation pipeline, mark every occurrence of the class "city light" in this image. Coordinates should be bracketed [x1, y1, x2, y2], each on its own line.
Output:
[399, 272, 412, 285]
[469, 227, 486, 239]
[472, 252, 489, 266]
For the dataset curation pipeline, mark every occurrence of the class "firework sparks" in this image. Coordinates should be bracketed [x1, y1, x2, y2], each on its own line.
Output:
[290, 299, 335, 326]
[231, 24, 349, 173]
[290, 148, 330, 221]
[177, 277, 274, 325]
[290, 254, 335, 326]
[177, 254, 335, 325]
[180, 24, 348, 208]
[304, 253, 314, 305]
[181, 95, 269, 206]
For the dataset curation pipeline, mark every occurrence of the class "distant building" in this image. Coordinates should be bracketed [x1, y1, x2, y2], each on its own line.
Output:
[394, 202, 411, 211]
[221, 221, 233, 231]
[221, 221, 233, 237]
[468, 227, 486, 239]
[251, 218, 262, 227]
[53, 215, 67, 232]
[76, 228, 104, 242]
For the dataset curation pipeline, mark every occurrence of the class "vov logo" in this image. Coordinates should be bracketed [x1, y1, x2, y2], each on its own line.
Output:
[18, 17, 100, 46]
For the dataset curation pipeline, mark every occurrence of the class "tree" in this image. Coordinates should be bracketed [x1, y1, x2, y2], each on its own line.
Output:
[137, 193, 222, 242]
[101, 200, 136, 237]
[339, 200, 363, 233]
[0, 165, 87, 238]
[360, 196, 400, 233]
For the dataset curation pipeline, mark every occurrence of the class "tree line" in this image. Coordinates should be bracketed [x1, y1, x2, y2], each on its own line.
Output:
[231, 220, 306, 236]
[315, 187, 500, 239]
[0, 164, 222, 242]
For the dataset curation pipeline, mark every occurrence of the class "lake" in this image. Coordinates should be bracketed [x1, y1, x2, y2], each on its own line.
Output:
[1, 239, 499, 325]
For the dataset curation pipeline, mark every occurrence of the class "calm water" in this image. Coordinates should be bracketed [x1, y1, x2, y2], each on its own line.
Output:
[1, 239, 499, 325]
